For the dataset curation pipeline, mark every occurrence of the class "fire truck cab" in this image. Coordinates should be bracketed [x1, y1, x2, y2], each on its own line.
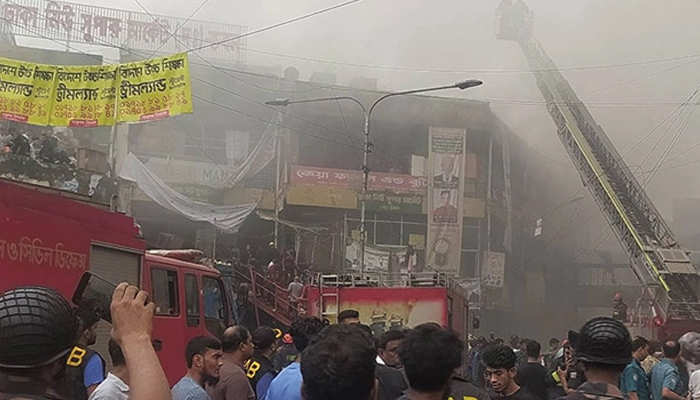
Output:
[0, 178, 235, 385]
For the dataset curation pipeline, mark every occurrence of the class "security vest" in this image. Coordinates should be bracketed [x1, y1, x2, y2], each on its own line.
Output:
[55, 345, 105, 400]
[245, 351, 275, 396]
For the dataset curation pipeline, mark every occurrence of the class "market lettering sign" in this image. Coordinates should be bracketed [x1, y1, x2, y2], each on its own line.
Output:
[358, 191, 423, 214]
[0, 52, 192, 126]
[2, 0, 246, 62]
[291, 165, 427, 194]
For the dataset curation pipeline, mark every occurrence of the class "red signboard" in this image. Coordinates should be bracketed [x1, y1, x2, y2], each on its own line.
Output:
[291, 165, 428, 194]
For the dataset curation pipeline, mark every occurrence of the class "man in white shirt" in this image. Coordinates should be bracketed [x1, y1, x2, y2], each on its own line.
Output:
[89, 340, 129, 400]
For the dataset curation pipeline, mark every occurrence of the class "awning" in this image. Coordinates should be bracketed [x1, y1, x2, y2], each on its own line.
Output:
[119, 153, 255, 233]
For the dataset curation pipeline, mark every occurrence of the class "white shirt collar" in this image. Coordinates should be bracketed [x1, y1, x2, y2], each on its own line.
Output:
[376, 355, 386, 365]
[107, 372, 129, 393]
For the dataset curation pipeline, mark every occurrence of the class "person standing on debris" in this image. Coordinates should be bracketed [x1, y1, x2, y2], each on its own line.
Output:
[613, 293, 628, 323]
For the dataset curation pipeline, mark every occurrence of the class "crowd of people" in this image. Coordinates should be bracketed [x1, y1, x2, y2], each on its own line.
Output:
[0, 125, 81, 168]
[4, 282, 700, 400]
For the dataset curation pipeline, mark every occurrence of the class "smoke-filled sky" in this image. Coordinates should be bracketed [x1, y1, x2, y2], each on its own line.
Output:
[20, 0, 700, 246]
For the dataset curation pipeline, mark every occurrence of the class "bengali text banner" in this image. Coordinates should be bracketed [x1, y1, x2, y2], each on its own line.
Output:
[117, 52, 192, 123]
[49, 64, 118, 127]
[0, 58, 56, 125]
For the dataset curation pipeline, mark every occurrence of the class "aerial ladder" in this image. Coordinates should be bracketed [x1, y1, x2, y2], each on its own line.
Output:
[495, 0, 700, 333]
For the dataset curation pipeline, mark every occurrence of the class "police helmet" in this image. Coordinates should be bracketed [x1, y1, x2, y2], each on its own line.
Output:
[0, 286, 81, 369]
[568, 316, 631, 366]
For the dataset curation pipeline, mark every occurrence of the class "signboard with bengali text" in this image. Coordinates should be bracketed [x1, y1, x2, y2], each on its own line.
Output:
[290, 165, 427, 194]
[0, 57, 55, 125]
[117, 52, 192, 122]
[1, 0, 246, 62]
[50, 64, 117, 127]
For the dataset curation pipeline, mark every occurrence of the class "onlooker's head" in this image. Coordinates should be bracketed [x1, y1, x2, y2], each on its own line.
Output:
[185, 336, 223, 383]
[378, 330, 405, 367]
[301, 324, 376, 400]
[74, 306, 101, 346]
[508, 335, 520, 349]
[252, 326, 278, 356]
[0, 286, 81, 382]
[337, 309, 360, 325]
[525, 340, 541, 360]
[290, 316, 326, 353]
[549, 337, 560, 350]
[631, 337, 649, 362]
[482, 344, 518, 395]
[222, 325, 254, 360]
[399, 323, 462, 396]
[108, 339, 126, 368]
[663, 340, 681, 360]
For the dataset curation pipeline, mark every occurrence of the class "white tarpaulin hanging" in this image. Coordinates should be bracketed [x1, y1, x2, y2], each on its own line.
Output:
[119, 153, 255, 233]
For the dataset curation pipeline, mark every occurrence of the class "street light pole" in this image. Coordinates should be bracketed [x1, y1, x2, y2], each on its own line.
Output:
[266, 79, 483, 273]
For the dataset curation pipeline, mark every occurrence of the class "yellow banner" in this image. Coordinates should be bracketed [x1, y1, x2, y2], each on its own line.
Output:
[117, 53, 192, 123]
[49, 65, 118, 127]
[0, 58, 56, 125]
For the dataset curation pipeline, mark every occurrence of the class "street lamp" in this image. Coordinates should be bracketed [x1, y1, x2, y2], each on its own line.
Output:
[266, 79, 483, 273]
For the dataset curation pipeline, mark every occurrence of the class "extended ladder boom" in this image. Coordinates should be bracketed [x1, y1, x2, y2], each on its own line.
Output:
[495, 0, 700, 323]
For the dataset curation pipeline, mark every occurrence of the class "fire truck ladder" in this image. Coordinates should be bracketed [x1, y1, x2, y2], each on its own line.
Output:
[495, 0, 700, 324]
[318, 274, 341, 323]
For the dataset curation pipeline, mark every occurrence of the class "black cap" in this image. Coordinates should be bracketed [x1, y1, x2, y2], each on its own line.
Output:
[0, 287, 81, 369]
[252, 326, 277, 350]
[568, 316, 632, 366]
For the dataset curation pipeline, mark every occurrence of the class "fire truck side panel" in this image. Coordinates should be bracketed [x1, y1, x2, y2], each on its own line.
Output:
[307, 287, 449, 333]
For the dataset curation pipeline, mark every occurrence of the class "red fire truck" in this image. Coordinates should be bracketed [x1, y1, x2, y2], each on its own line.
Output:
[224, 264, 473, 341]
[0, 178, 235, 385]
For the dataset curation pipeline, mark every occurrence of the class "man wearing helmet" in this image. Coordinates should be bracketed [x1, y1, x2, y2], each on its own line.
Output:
[562, 316, 632, 400]
[613, 293, 628, 323]
[274, 334, 298, 371]
[0, 283, 171, 400]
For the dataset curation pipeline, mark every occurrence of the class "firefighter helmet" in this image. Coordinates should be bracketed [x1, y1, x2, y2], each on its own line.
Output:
[614, 293, 623, 301]
[568, 316, 631, 366]
[0, 286, 81, 369]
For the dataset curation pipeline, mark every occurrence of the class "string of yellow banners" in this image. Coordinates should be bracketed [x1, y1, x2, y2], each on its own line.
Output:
[0, 52, 192, 127]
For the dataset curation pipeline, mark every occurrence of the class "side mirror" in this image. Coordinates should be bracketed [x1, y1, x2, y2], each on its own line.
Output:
[472, 316, 480, 330]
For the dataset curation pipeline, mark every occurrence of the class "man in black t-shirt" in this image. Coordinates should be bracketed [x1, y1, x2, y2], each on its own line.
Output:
[517, 341, 547, 400]
[482, 344, 539, 400]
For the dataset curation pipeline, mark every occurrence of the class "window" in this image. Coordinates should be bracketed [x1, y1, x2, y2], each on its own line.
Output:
[460, 251, 478, 278]
[185, 274, 200, 327]
[151, 269, 179, 316]
[203, 277, 227, 338]
[462, 226, 480, 250]
[348, 213, 427, 247]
